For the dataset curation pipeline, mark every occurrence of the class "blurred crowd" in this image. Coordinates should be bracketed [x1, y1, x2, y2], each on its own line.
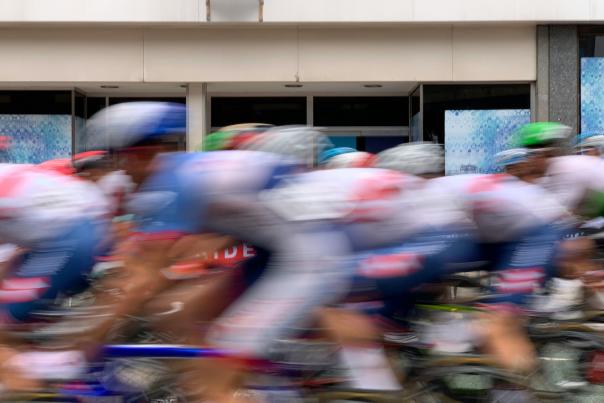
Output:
[0, 102, 602, 401]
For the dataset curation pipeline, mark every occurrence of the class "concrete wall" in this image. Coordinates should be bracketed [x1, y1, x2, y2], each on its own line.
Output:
[0, 0, 603, 24]
[0, 26, 536, 83]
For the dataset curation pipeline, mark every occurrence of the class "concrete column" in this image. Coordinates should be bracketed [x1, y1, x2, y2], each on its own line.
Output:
[186, 83, 207, 151]
[536, 25, 549, 122]
[548, 25, 579, 133]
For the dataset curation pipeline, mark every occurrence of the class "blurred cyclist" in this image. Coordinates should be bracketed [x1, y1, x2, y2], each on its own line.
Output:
[0, 164, 110, 389]
[517, 122, 604, 219]
[376, 142, 573, 373]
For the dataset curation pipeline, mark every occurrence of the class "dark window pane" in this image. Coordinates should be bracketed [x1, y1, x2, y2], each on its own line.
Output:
[579, 27, 604, 58]
[75, 92, 86, 119]
[211, 97, 306, 127]
[86, 97, 106, 119]
[364, 136, 405, 153]
[314, 97, 409, 126]
[0, 91, 71, 114]
[422, 84, 530, 144]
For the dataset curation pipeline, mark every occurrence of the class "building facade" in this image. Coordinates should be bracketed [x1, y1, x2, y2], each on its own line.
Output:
[0, 0, 600, 169]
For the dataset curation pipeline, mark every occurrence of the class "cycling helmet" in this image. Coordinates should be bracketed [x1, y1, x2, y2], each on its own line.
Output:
[318, 147, 357, 165]
[241, 125, 333, 163]
[201, 123, 273, 151]
[376, 142, 444, 175]
[495, 148, 529, 167]
[85, 102, 186, 151]
[515, 122, 572, 149]
[576, 133, 604, 151]
[323, 151, 376, 169]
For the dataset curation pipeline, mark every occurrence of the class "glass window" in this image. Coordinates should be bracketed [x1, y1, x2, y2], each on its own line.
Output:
[86, 97, 106, 119]
[422, 84, 530, 144]
[314, 97, 409, 126]
[364, 136, 405, 153]
[0, 91, 71, 114]
[328, 136, 357, 148]
[211, 97, 306, 127]
[579, 28, 604, 58]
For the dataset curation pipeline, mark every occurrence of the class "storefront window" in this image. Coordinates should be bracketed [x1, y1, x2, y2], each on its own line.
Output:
[211, 97, 306, 127]
[423, 84, 530, 145]
[0, 91, 72, 163]
[314, 96, 408, 127]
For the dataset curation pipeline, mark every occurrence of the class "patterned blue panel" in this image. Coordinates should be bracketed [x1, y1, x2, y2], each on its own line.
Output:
[0, 114, 71, 164]
[445, 109, 530, 175]
[581, 58, 604, 134]
[74, 116, 87, 152]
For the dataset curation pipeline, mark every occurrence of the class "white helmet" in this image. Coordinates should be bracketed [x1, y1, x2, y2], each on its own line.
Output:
[323, 151, 376, 169]
[241, 125, 332, 163]
[576, 134, 604, 152]
[376, 142, 444, 175]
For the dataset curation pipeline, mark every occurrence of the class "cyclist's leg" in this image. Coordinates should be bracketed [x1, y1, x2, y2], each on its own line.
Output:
[478, 225, 564, 374]
[0, 220, 104, 391]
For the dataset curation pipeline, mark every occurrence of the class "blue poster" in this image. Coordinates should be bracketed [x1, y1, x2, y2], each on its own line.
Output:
[445, 109, 530, 175]
[0, 114, 72, 164]
[581, 57, 604, 134]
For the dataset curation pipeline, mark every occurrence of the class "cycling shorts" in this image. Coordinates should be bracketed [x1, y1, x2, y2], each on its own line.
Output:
[0, 219, 109, 322]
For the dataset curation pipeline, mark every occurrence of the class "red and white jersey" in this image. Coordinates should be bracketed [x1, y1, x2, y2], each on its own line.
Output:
[0, 164, 109, 246]
[539, 155, 604, 212]
[428, 174, 569, 242]
[260, 168, 447, 248]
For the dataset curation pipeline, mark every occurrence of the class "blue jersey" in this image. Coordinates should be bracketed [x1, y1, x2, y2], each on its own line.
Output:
[128, 151, 303, 239]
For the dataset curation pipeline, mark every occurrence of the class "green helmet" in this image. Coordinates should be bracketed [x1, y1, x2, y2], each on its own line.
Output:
[200, 123, 273, 151]
[200, 130, 235, 151]
[514, 122, 572, 148]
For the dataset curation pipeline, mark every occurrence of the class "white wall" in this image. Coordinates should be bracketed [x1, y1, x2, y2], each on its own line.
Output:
[0, 0, 602, 23]
[0, 0, 200, 22]
[0, 26, 535, 83]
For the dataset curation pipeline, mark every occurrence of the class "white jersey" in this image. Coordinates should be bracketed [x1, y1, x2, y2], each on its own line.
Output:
[428, 174, 569, 242]
[261, 168, 448, 249]
[0, 164, 109, 246]
[540, 155, 604, 212]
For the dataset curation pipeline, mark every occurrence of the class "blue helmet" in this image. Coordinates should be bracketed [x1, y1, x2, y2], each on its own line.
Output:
[85, 102, 186, 151]
[318, 147, 357, 165]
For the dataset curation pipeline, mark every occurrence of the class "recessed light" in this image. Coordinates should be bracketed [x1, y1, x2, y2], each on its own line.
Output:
[100, 85, 119, 89]
[284, 84, 303, 88]
[363, 84, 383, 88]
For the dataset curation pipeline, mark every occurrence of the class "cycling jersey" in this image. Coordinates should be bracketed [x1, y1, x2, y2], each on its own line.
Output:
[0, 164, 109, 247]
[424, 173, 571, 307]
[0, 165, 110, 322]
[540, 155, 604, 215]
[428, 174, 570, 243]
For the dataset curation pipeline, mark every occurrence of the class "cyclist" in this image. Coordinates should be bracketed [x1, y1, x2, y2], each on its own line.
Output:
[517, 122, 604, 218]
[374, 142, 573, 372]
[0, 164, 110, 389]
